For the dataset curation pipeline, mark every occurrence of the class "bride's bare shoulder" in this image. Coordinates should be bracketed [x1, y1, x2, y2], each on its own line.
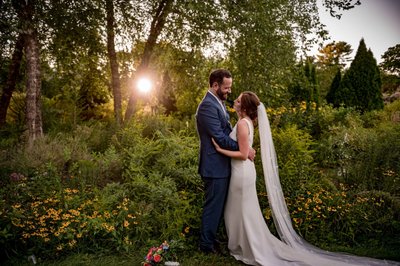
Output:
[237, 118, 251, 133]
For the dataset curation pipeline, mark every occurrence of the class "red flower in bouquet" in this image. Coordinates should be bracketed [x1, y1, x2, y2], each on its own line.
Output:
[153, 254, 161, 262]
[142, 241, 172, 265]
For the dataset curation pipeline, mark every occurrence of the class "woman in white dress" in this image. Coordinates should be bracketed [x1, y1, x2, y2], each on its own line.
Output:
[212, 91, 399, 266]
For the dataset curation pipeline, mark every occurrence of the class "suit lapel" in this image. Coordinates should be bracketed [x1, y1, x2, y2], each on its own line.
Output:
[204, 92, 232, 130]
[207, 92, 227, 119]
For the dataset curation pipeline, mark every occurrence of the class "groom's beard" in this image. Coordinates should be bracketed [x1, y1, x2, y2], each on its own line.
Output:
[216, 87, 228, 101]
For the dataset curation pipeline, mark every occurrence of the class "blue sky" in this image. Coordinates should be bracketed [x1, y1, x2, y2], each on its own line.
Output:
[313, 0, 400, 64]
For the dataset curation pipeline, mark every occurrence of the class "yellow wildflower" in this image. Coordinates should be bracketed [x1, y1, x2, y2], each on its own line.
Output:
[124, 220, 129, 228]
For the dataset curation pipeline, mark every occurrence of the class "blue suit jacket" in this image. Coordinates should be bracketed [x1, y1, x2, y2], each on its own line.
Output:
[196, 92, 238, 178]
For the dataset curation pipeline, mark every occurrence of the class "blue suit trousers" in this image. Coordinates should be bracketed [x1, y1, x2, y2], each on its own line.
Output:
[200, 177, 229, 251]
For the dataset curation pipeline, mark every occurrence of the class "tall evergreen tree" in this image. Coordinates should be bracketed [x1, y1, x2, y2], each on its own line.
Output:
[288, 59, 320, 108]
[326, 68, 341, 107]
[335, 38, 383, 112]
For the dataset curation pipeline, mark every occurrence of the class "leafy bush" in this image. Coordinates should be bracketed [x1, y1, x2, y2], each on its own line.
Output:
[315, 117, 400, 194]
[114, 115, 202, 244]
[288, 187, 400, 249]
[1, 180, 141, 259]
[272, 125, 317, 197]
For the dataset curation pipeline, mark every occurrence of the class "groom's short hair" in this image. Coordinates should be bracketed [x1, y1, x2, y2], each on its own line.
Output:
[209, 69, 232, 87]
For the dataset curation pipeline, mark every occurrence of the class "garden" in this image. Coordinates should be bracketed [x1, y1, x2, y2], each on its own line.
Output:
[1, 100, 399, 265]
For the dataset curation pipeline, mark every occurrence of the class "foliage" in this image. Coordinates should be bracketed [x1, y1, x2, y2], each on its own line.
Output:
[1, 108, 400, 264]
[317, 41, 353, 67]
[314, 103, 400, 194]
[0, 115, 199, 262]
[335, 39, 383, 112]
[288, 59, 320, 108]
[326, 68, 341, 107]
[270, 125, 316, 197]
[284, 186, 400, 249]
[225, 0, 325, 108]
[314, 41, 351, 102]
[381, 73, 400, 94]
[379, 44, 400, 75]
[322, 0, 361, 19]
[141, 43, 213, 117]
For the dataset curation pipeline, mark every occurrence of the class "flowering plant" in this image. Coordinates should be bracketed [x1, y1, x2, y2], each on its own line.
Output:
[142, 241, 177, 265]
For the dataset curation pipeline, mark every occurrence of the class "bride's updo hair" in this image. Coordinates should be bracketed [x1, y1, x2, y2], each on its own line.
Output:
[240, 91, 260, 121]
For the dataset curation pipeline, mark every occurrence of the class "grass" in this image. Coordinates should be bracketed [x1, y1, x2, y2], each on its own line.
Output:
[5, 247, 399, 266]
[3, 239, 399, 265]
[3, 251, 244, 266]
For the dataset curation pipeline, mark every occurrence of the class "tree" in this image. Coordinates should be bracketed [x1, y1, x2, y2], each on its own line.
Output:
[326, 68, 341, 106]
[289, 58, 320, 108]
[322, 0, 361, 19]
[379, 45, 400, 95]
[13, 0, 43, 147]
[151, 43, 212, 117]
[105, 0, 122, 126]
[317, 41, 353, 67]
[124, 0, 174, 121]
[45, 0, 110, 123]
[380, 44, 400, 75]
[0, 1, 22, 127]
[103, 0, 147, 125]
[336, 38, 383, 111]
[0, 0, 355, 135]
[0, 34, 24, 127]
[225, 0, 324, 108]
[315, 41, 352, 100]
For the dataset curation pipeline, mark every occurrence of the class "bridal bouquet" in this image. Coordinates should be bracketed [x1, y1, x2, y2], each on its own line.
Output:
[142, 241, 179, 266]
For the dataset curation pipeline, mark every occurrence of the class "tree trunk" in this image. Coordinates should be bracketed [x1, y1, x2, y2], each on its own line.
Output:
[25, 29, 43, 147]
[124, 0, 173, 121]
[0, 34, 24, 127]
[106, 0, 122, 126]
[15, 0, 43, 147]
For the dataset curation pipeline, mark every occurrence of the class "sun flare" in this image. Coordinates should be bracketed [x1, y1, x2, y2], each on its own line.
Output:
[137, 77, 152, 93]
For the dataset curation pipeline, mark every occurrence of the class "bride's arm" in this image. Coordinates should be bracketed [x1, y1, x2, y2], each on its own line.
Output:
[212, 119, 250, 160]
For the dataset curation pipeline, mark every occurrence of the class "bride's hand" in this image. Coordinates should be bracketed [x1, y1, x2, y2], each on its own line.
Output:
[211, 138, 221, 151]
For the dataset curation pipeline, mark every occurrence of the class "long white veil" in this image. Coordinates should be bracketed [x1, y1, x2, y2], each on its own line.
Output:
[257, 102, 399, 266]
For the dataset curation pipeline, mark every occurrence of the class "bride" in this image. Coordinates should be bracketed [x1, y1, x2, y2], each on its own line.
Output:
[212, 91, 399, 266]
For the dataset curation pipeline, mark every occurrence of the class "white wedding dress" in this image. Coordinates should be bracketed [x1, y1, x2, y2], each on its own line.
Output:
[224, 106, 400, 266]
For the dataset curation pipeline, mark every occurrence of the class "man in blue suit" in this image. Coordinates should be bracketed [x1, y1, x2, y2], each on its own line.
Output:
[196, 69, 255, 253]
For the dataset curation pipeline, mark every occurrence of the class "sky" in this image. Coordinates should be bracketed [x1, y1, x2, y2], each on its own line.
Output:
[312, 0, 400, 64]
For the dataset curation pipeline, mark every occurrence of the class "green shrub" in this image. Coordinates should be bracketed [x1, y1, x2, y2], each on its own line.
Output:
[258, 184, 400, 250]
[315, 119, 400, 194]
[272, 125, 317, 197]
[115, 117, 202, 244]
[1, 181, 141, 259]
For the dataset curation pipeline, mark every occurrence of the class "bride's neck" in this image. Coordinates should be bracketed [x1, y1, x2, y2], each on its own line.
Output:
[239, 113, 250, 120]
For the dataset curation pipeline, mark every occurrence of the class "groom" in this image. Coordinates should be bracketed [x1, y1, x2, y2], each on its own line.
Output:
[196, 69, 255, 254]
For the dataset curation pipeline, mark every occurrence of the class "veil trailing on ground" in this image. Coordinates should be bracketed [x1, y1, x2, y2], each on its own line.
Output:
[257, 102, 399, 266]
